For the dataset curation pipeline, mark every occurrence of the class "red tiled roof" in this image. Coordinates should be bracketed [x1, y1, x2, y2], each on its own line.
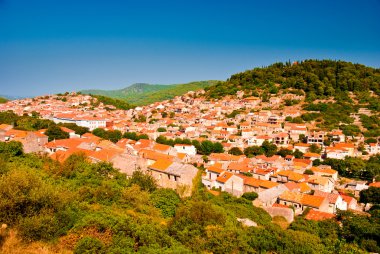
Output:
[305, 209, 335, 221]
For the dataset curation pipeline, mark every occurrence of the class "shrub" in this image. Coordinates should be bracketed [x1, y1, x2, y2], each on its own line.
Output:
[241, 192, 258, 201]
[74, 236, 105, 254]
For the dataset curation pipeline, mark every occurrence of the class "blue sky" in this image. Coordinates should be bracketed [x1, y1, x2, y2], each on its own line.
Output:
[1, 0, 380, 97]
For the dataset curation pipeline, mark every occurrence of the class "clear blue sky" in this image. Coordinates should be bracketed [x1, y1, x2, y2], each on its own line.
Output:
[1, 0, 380, 97]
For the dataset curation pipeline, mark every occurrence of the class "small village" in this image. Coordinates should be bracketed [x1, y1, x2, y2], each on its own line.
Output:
[0, 90, 379, 223]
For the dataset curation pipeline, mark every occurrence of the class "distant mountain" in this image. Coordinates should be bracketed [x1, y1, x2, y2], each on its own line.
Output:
[81, 80, 219, 105]
[0, 97, 8, 103]
[0, 94, 25, 100]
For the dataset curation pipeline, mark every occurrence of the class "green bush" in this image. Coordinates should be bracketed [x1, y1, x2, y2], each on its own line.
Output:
[74, 237, 105, 254]
[241, 192, 258, 201]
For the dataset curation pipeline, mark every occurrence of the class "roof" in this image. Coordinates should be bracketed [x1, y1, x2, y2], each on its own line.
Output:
[305, 209, 335, 221]
[153, 143, 171, 152]
[60, 126, 75, 133]
[276, 170, 305, 182]
[216, 171, 234, 183]
[369, 182, 380, 188]
[279, 191, 326, 208]
[207, 166, 224, 174]
[243, 176, 279, 189]
[313, 190, 339, 204]
[149, 159, 173, 171]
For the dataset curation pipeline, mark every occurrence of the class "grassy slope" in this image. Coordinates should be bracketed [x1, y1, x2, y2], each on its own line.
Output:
[81, 80, 219, 105]
[0, 97, 8, 104]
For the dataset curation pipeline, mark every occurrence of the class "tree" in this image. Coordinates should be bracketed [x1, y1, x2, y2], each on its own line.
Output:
[157, 127, 167, 132]
[293, 149, 304, 159]
[213, 142, 224, 153]
[241, 192, 258, 201]
[129, 170, 157, 192]
[309, 144, 322, 154]
[244, 146, 264, 158]
[0, 141, 23, 156]
[262, 141, 277, 157]
[200, 140, 214, 155]
[304, 169, 314, 175]
[360, 187, 380, 204]
[45, 125, 70, 141]
[228, 147, 243, 156]
[151, 188, 181, 218]
[277, 148, 293, 158]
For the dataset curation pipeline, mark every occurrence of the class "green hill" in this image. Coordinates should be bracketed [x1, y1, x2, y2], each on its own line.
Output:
[0, 97, 8, 104]
[81, 80, 219, 105]
[205, 59, 380, 100]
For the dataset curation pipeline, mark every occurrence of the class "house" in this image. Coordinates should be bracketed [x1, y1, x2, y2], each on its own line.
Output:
[243, 176, 279, 193]
[202, 165, 224, 188]
[214, 172, 244, 197]
[148, 159, 198, 197]
[303, 152, 321, 161]
[330, 130, 345, 142]
[307, 131, 325, 146]
[340, 194, 358, 210]
[293, 143, 310, 153]
[310, 166, 338, 181]
[307, 176, 335, 193]
[271, 170, 305, 183]
[365, 142, 380, 155]
[313, 190, 347, 213]
[254, 184, 288, 207]
[278, 191, 329, 214]
[174, 144, 197, 156]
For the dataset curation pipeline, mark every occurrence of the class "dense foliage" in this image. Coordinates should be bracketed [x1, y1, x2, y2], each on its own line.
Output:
[205, 60, 380, 99]
[90, 95, 135, 110]
[156, 135, 224, 155]
[313, 155, 380, 180]
[0, 111, 90, 141]
[0, 141, 378, 253]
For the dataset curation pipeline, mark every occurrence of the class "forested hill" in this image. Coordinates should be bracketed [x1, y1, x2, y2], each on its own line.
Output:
[205, 60, 380, 99]
[82, 80, 219, 106]
[0, 97, 8, 104]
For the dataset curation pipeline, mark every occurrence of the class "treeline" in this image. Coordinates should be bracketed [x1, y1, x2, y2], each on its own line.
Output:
[156, 135, 224, 155]
[90, 95, 135, 110]
[205, 59, 380, 100]
[313, 155, 380, 181]
[0, 111, 90, 141]
[0, 141, 379, 253]
[92, 128, 148, 143]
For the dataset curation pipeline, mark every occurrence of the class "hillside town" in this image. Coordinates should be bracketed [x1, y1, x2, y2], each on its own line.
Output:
[0, 90, 379, 221]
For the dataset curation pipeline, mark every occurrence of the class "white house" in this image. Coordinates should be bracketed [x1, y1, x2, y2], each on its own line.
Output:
[174, 144, 197, 156]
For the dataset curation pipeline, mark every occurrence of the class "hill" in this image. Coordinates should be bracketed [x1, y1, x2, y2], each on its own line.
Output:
[81, 80, 219, 105]
[205, 60, 380, 101]
[0, 97, 8, 104]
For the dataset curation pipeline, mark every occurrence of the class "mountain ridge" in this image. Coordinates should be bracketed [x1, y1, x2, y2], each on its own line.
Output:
[81, 80, 219, 105]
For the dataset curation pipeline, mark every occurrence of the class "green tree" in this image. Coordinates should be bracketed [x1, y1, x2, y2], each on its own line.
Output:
[261, 141, 277, 157]
[228, 147, 243, 156]
[129, 170, 157, 192]
[241, 192, 258, 201]
[360, 187, 380, 204]
[151, 188, 181, 218]
[45, 125, 70, 141]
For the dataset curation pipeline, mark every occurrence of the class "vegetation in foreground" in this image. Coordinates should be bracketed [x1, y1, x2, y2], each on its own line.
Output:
[0, 142, 379, 253]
